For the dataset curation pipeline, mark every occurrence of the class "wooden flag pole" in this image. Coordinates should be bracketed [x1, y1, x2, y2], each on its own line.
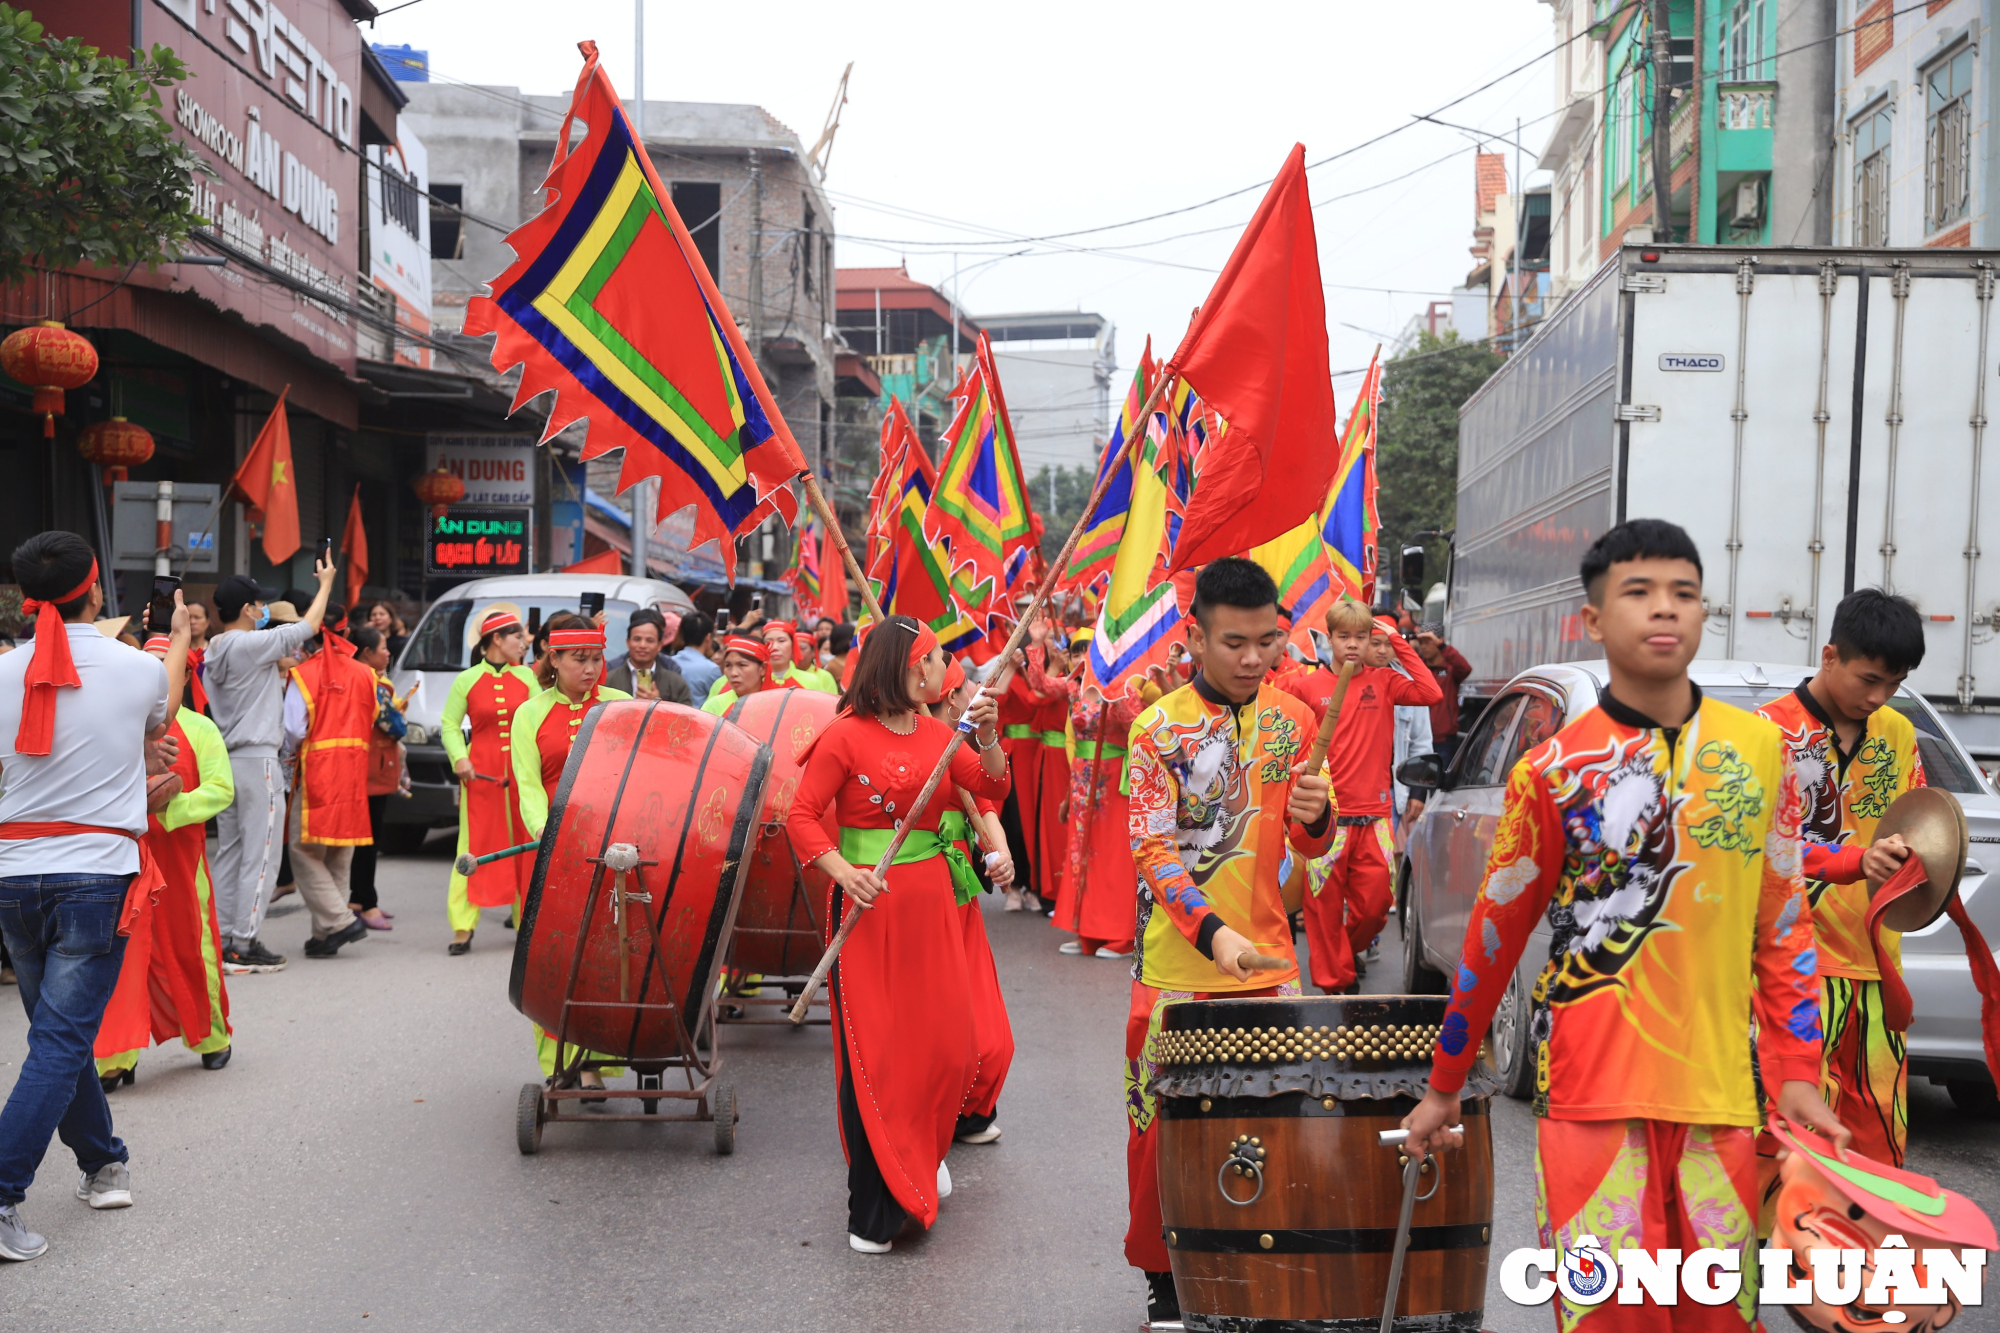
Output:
[797, 471, 886, 624]
[787, 371, 1178, 1022]
[1303, 659, 1358, 774]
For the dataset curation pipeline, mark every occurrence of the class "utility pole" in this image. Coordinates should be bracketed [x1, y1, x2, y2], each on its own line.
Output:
[748, 150, 764, 360]
[1510, 118, 1521, 352]
[629, 0, 650, 579]
[1650, 0, 1674, 242]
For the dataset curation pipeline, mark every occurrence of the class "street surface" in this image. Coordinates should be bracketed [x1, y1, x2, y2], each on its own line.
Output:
[2, 837, 1998, 1331]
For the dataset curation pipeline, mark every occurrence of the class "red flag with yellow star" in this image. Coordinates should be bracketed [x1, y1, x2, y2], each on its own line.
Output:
[229, 389, 300, 564]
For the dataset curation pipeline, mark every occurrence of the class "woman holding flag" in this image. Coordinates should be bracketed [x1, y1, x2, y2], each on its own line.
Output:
[785, 618, 1008, 1253]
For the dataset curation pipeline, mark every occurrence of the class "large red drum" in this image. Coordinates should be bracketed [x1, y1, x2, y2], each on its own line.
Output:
[509, 700, 770, 1058]
[723, 688, 839, 977]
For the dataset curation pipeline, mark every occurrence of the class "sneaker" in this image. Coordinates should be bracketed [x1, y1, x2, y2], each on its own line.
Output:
[1002, 890, 1025, 912]
[1145, 1269, 1182, 1327]
[1058, 939, 1084, 956]
[848, 1231, 892, 1254]
[75, 1162, 131, 1210]
[936, 1161, 952, 1200]
[1363, 940, 1381, 964]
[1095, 945, 1134, 960]
[0, 1204, 46, 1261]
[303, 917, 368, 958]
[222, 941, 286, 974]
[955, 1122, 1002, 1145]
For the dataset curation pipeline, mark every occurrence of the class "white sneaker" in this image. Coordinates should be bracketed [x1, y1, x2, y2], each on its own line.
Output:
[76, 1162, 131, 1210]
[1095, 945, 1134, 960]
[1003, 890, 1025, 912]
[936, 1161, 952, 1200]
[956, 1122, 1002, 1145]
[1058, 939, 1084, 955]
[848, 1232, 892, 1253]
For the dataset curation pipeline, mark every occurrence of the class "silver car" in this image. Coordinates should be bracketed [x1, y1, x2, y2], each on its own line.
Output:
[382, 573, 698, 851]
[1397, 659, 2000, 1109]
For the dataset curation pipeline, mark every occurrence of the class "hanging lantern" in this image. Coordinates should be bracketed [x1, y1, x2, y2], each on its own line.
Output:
[0, 321, 99, 438]
[411, 465, 466, 519]
[78, 416, 155, 484]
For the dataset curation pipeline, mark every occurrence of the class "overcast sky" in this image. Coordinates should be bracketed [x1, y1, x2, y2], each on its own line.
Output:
[368, 0, 1554, 449]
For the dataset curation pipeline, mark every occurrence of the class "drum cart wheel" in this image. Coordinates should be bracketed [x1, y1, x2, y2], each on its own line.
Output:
[711, 1080, 738, 1155]
[516, 1082, 545, 1155]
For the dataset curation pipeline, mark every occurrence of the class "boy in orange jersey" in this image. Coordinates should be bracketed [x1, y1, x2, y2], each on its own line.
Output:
[1276, 601, 1439, 992]
[1122, 558, 1332, 1328]
[1403, 519, 1848, 1333]
[1757, 588, 1927, 1171]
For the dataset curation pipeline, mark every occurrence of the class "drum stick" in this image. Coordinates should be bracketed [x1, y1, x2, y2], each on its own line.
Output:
[788, 374, 1178, 1025]
[452, 839, 539, 877]
[1302, 659, 1357, 775]
[1238, 950, 1291, 972]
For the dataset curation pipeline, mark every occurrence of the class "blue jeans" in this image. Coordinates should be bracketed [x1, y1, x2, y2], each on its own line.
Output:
[0, 874, 133, 1205]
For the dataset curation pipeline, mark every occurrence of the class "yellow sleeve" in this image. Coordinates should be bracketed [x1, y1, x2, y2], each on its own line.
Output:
[511, 690, 554, 840]
[160, 710, 235, 832]
[439, 666, 478, 764]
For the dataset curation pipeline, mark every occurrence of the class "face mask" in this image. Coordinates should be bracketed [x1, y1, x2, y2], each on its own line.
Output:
[254, 607, 271, 630]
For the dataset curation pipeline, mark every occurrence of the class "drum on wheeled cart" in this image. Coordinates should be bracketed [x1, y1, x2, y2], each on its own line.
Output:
[1153, 994, 1496, 1332]
[509, 699, 770, 1155]
[715, 688, 839, 1025]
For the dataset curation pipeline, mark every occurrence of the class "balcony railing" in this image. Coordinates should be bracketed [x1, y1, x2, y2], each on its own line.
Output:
[1719, 82, 1777, 132]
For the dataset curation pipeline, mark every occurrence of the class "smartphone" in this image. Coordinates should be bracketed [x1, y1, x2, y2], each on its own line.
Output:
[322, 537, 334, 566]
[147, 575, 181, 635]
[527, 606, 543, 639]
[751, 593, 764, 612]
[579, 591, 605, 618]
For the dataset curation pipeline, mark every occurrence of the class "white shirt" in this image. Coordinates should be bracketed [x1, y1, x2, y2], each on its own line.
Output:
[0, 624, 170, 876]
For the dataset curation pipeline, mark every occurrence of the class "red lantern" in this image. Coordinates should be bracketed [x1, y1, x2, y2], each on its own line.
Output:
[78, 416, 155, 484]
[1, 321, 99, 438]
[411, 465, 466, 519]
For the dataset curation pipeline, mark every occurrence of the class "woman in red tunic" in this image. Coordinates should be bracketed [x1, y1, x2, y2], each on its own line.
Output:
[1027, 630, 1142, 958]
[930, 658, 1016, 1148]
[787, 618, 1008, 1253]
[440, 609, 538, 955]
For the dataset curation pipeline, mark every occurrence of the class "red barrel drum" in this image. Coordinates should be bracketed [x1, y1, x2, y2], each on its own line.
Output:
[723, 688, 839, 977]
[509, 700, 770, 1058]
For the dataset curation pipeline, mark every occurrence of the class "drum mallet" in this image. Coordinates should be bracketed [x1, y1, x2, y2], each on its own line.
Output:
[452, 840, 539, 877]
[599, 843, 648, 1003]
[1375, 1127, 1462, 1333]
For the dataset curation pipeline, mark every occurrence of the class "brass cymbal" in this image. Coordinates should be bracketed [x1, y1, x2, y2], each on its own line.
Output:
[1871, 788, 1968, 933]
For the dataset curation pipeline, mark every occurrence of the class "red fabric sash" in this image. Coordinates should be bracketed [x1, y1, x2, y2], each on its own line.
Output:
[15, 561, 98, 755]
[1868, 856, 2000, 1085]
[0, 819, 165, 937]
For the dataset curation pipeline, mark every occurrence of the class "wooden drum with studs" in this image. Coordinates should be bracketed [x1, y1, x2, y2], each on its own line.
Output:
[1153, 995, 1496, 1332]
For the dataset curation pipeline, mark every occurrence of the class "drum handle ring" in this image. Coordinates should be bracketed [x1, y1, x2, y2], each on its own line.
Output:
[1217, 1157, 1264, 1206]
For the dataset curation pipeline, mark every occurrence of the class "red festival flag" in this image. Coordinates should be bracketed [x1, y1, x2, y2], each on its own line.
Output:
[229, 389, 300, 565]
[925, 332, 1041, 621]
[465, 42, 805, 578]
[340, 485, 368, 608]
[1164, 144, 1338, 571]
[864, 399, 921, 584]
[818, 519, 849, 621]
[563, 547, 624, 575]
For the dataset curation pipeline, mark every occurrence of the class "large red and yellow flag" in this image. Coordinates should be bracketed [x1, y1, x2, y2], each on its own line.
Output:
[465, 42, 804, 577]
[1321, 352, 1381, 602]
[1061, 340, 1157, 593]
[229, 389, 300, 565]
[865, 399, 922, 585]
[1165, 144, 1338, 571]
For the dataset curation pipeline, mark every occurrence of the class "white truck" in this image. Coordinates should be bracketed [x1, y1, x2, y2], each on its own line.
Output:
[1447, 242, 2000, 776]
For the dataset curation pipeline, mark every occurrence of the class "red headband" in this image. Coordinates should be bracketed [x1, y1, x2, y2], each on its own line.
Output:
[480, 609, 522, 637]
[941, 657, 965, 693]
[143, 635, 172, 655]
[722, 635, 771, 666]
[763, 620, 797, 638]
[546, 626, 605, 651]
[15, 559, 98, 756]
[907, 621, 939, 668]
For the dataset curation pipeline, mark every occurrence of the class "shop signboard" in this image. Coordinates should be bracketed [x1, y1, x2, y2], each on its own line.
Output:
[426, 507, 532, 577]
[366, 125, 432, 368]
[424, 433, 537, 507]
[149, 0, 363, 374]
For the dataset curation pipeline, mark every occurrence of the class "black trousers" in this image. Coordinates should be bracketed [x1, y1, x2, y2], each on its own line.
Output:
[997, 789, 1034, 896]
[834, 974, 907, 1244]
[347, 794, 389, 912]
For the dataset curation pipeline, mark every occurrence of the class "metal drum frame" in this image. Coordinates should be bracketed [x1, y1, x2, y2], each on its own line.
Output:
[513, 700, 768, 1156]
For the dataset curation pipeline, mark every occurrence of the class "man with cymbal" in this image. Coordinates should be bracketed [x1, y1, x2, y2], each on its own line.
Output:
[1121, 558, 1333, 1329]
[1756, 589, 1928, 1172]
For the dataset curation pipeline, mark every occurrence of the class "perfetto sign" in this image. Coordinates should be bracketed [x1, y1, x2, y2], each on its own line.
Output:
[149, 0, 363, 373]
[427, 508, 532, 576]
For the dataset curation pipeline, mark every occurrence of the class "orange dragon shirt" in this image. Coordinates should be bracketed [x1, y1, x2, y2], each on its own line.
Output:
[1757, 683, 1926, 980]
[1126, 677, 1333, 994]
[1428, 690, 1821, 1126]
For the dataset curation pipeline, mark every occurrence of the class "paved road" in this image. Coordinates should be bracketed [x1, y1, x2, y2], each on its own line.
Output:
[2, 840, 1998, 1331]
